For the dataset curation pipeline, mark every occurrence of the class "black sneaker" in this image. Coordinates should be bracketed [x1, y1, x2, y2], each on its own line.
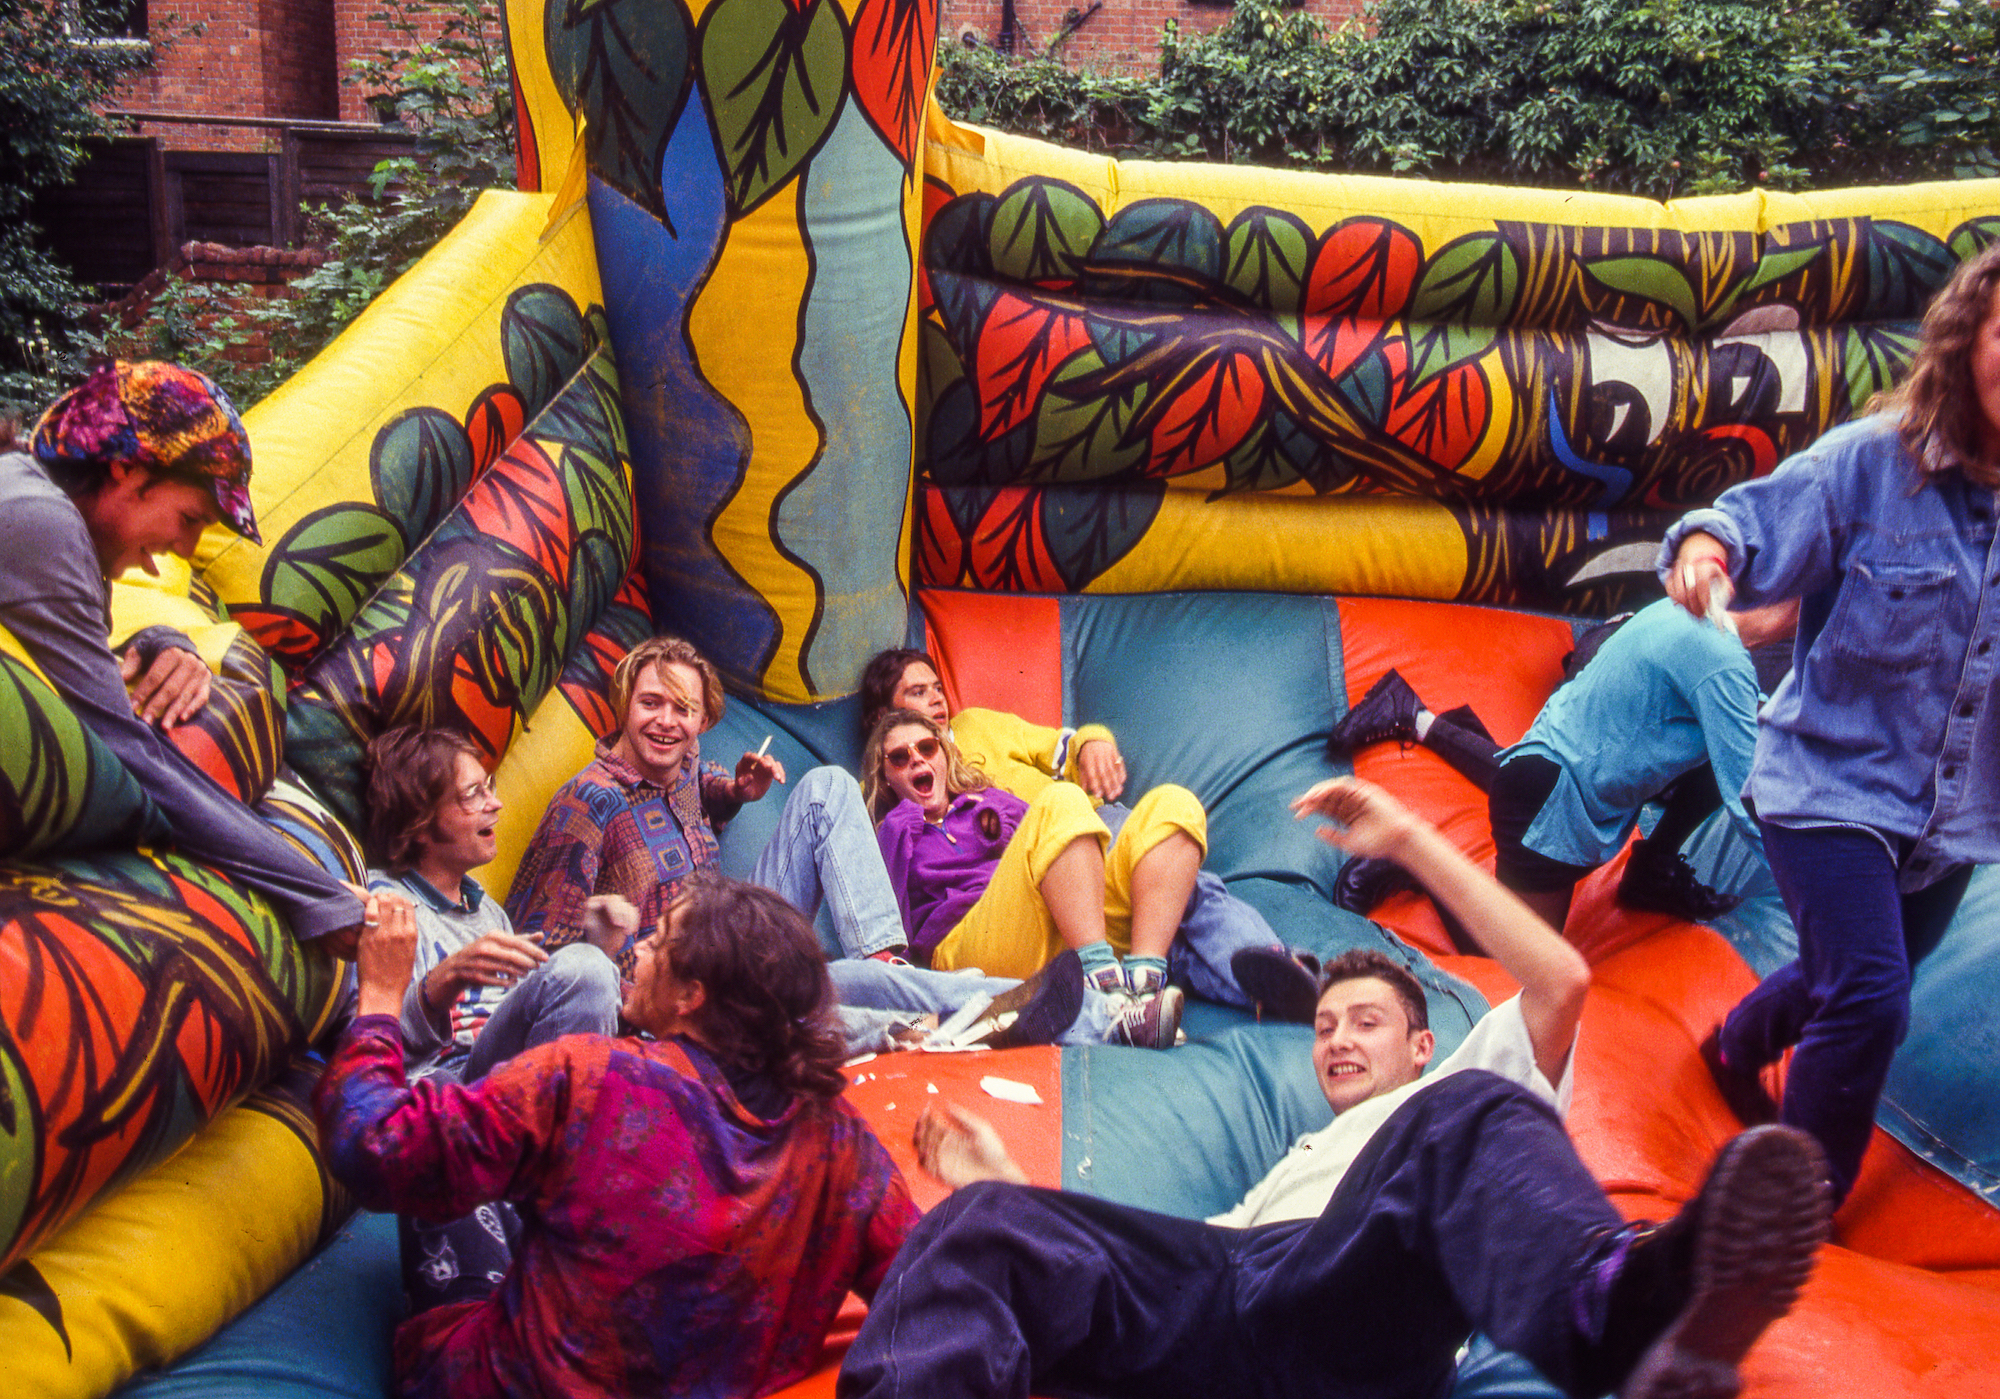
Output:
[1230, 946, 1322, 1024]
[1602, 1126, 1830, 1399]
[1698, 1026, 1779, 1127]
[1328, 669, 1424, 757]
[1333, 854, 1420, 914]
[965, 950, 1086, 1049]
[1618, 850, 1742, 923]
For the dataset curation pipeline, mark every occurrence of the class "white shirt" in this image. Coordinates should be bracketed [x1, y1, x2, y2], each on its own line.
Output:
[1207, 994, 1574, 1229]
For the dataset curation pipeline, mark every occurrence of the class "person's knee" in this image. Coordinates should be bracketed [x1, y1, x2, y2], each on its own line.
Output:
[1133, 783, 1207, 842]
[1031, 782, 1097, 821]
[1819, 975, 1912, 1049]
[542, 942, 621, 1001]
[789, 764, 864, 818]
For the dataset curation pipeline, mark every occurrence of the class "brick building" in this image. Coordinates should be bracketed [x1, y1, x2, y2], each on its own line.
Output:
[942, 0, 1366, 71]
[107, 0, 459, 152]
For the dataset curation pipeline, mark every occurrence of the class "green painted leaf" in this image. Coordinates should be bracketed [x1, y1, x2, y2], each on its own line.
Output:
[1741, 242, 1827, 298]
[1030, 348, 1150, 482]
[1224, 207, 1313, 313]
[1040, 483, 1165, 592]
[1948, 216, 2000, 263]
[1218, 411, 1321, 496]
[1409, 232, 1518, 384]
[544, 0, 693, 222]
[988, 179, 1104, 286]
[369, 407, 472, 547]
[698, 0, 849, 217]
[261, 506, 409, 648]
[1840, 322, 1921, 412]
[1582, 255, 1698, 332]
[1862, 222, 1953, 320]
[502, 284, 592, 416]
[919, 317, 967, 410]
[1090, 199, 1225, 301]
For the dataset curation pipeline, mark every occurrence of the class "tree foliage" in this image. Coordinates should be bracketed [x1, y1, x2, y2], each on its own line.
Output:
[937, 0, 2000, 196]
[0, 0, 155, 417]
[104, 0, 518, 411]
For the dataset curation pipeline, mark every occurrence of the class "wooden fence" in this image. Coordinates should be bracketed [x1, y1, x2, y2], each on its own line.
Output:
[33, 117, 418, 297]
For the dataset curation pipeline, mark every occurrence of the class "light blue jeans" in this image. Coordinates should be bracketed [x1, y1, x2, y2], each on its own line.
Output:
[751, 765, 908, 959]
[828, 958, 1116, 1054]
[451, 943, 622, 1083]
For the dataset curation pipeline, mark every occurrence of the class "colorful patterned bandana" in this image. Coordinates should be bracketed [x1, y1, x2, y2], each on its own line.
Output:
[31, 360, 260, 543]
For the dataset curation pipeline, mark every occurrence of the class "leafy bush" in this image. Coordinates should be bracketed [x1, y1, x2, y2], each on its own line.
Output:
[936, 0, 2000, 196]
[0, 0, 156, 417]
[106, 0, 516, 409]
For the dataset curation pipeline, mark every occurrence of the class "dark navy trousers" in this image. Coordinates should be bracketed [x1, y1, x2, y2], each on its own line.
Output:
[839, 1071, 1628, 1399]
[1722, 821, 1970, 1205]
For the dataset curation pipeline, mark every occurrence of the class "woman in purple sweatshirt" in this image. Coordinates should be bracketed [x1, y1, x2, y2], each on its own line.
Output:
[864, 708, 1206, 1048]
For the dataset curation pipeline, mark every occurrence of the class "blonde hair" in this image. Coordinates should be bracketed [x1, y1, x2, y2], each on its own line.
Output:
[861, 708, 989, 821]
[1872, 241, 2000, 488]
[610, 636, 725, 734]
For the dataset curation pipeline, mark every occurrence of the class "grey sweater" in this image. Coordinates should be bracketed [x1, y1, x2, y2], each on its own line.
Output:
[0, 451, 360, 939]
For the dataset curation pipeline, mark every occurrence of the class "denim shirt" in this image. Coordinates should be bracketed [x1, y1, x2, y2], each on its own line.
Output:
[1659, 416, 2000, 889]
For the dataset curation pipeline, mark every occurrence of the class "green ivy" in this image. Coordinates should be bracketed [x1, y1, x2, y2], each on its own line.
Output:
[937, 0, 2000, 195]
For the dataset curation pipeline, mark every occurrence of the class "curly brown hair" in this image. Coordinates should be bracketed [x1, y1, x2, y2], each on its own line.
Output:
[1873, 240, 2000, 487]
[362, 726, 482, 872]
[664, 872, 849, 1101]
[1317, 947, 1430, 1033]
[861, 708, 990, 821]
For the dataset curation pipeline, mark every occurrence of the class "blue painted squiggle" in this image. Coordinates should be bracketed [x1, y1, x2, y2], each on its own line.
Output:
[1545, 389, 1633, 507]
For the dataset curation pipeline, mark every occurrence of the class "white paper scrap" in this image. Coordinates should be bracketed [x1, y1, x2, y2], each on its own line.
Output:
[979, 1075, 1044, 1106]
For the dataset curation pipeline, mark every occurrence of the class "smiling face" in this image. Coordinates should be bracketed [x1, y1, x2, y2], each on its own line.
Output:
[416, 751, 503, 885]
[613, 660, 708, 785]
[880, 720, 949, 819]
[892, 661, 951, 727]
[78, 464, 221, 580]
[1312, 976, 1435, 1114]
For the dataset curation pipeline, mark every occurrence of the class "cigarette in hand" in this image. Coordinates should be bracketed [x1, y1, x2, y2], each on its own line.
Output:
[755, 735, 772, 760]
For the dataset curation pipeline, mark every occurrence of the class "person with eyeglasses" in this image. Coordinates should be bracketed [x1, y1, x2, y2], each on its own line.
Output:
[361, 726, 627, 1087]
[863, 708, 1209, 1048]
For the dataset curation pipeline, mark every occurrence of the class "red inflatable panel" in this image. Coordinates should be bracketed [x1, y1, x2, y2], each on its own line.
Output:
[918, 590, 1064, 727]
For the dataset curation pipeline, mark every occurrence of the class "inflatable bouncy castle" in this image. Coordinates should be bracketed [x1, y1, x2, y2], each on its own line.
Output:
[4, 0, 2000, 1393]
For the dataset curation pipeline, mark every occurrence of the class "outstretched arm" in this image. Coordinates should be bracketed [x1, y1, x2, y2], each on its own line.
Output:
[914, 1102, 1028, 1190]
[1292, 777, 1590, 1086]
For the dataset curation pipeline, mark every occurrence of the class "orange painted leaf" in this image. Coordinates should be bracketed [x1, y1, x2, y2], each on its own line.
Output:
[976, 292, 1093, 437]
[1149, 353, 1267, 475]
[850, 0, 935, 167]
[1303, 218, 1421, 380]
[1379, 340, 1490, 474]
[969, 487, 1064, 594]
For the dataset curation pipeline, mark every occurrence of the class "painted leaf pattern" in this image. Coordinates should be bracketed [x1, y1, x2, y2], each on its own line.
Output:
[699, 0, 849, 217]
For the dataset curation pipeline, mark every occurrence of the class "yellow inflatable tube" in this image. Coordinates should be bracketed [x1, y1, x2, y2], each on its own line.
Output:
[0, 1070, 341, 1399]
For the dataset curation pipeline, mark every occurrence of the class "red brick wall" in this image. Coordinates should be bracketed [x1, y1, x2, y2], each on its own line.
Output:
[111, 0, 340, 151]
[942, 0, 1366, 72]
[332, 0, 482, 122]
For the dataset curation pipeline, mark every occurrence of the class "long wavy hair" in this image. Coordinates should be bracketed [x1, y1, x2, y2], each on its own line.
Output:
[861, 708, 989, 821]
[1873, 240, 2000, 488]
[667, 872, 849, 1102]
[362, 726, 483, 872]
[611, 635, 725, 735]
[858, 646, 938, 746]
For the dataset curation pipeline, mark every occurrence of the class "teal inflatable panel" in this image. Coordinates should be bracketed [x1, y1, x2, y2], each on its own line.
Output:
[112, 1212, 399, 1399]
[1061, 593, 1348, 897]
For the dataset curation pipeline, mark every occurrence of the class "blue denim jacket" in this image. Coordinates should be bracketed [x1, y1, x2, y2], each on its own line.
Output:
[1659, 416, 2000, 889]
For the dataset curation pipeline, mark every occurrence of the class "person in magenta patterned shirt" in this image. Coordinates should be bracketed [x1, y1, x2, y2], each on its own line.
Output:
[316, 872, 919, 1399]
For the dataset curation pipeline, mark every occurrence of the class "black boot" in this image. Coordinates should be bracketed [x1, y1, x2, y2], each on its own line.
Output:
[1333, 855, 1420, 913]
[1585, 1125, 1830, 1399]
[1229, 946, 1322, 1024]
[1618, 848, 1742, 923]
[1328, 669, 1424, 757]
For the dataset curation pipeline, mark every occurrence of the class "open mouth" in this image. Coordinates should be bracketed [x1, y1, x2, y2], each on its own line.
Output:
[1326, 1063, 1365, 1078]
[909, 770, 937, 799]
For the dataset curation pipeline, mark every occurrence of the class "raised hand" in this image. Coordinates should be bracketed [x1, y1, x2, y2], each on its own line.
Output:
[913, 1102, 1029, 1189]
[732, 750, 787, 802]
[1289, 776, 1423, 861]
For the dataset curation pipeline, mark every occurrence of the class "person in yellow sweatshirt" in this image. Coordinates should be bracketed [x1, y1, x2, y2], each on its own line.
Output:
[859, 648, 1321, 1021]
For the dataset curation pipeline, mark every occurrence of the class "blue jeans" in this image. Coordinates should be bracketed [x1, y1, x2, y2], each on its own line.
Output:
[1721, 821, 1970, 1204]
[1098, 802, 1280, 1010]
[453, 943, 622, 1083]
[751, 766, 907, 959]
[839, 1071, 1629, 1399]
[828, 958, 1116, 1053]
